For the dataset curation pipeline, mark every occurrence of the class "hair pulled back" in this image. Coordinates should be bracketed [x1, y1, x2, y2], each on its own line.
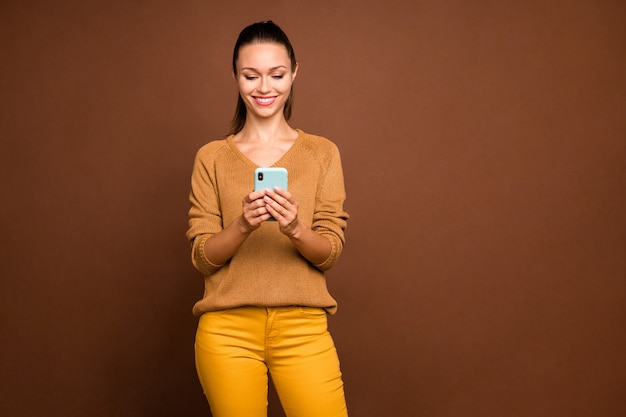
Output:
[229, 21, 297, 135]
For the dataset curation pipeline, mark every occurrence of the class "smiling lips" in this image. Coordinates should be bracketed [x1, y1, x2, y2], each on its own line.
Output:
[253, 96, 277, 106]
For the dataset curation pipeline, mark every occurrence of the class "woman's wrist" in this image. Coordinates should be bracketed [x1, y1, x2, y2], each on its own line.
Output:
[236, 215, 256, 235]
[284, 218, 305, 241]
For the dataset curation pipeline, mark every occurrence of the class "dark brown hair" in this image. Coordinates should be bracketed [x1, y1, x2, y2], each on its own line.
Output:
[229, 21, 297, 135]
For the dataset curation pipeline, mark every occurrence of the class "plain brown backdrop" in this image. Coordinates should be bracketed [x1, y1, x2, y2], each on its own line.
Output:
[1, 1, 624, 416]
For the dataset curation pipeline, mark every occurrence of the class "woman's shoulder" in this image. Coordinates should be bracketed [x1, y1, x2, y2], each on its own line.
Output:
[193, 137, 232, 161]
[190, 138, 235, 173]
[298, 130, 340, 153]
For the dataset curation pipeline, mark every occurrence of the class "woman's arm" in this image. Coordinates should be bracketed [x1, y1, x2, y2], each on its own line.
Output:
[201, 216, 252, 266]
[284, 220, 333, 266]
[262, 187, 332, 266]
[202, 189, 275, 265]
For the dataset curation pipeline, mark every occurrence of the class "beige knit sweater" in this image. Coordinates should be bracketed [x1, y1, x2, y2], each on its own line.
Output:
[187, 129, 349, 316]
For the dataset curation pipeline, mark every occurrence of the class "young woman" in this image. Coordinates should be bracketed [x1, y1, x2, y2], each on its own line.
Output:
[186, 21, 350, 417]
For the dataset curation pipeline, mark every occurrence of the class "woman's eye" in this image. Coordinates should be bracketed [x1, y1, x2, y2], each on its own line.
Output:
[245, 76, 258, 81]
[272, 75, 284, 80]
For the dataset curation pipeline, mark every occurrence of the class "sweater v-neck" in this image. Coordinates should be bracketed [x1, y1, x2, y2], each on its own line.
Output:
[226, 129, 303, 168]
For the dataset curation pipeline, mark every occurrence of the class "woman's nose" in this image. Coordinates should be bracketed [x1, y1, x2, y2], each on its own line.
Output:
[258, 76, 270, 93]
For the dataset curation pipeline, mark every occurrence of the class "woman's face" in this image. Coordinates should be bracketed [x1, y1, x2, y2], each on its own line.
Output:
[234, 42, 297, 121]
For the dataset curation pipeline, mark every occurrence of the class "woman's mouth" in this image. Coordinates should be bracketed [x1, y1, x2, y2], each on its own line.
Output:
[253, 96, 277, 106]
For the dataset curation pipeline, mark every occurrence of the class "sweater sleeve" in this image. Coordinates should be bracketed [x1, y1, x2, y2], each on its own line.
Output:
[186, 143, 226, 276]
[312, 141, 349, 271]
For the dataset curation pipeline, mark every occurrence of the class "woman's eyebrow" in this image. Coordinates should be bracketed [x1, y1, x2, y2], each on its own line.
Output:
[241, 65, 288, 72]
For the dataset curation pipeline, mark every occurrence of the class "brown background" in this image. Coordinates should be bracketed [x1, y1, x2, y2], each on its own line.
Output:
[1, 1, 625, 416]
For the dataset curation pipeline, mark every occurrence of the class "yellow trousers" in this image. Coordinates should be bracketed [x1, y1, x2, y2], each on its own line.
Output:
[195, 306, 348, 417]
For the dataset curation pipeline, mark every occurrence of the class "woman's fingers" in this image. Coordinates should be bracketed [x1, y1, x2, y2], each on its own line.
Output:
[264, 188, 299, 230]
[243, 188, 298, 230]
[242, 190, 272, 227]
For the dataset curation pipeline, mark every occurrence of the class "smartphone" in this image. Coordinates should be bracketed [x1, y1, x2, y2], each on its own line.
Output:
[254, 167, 288, 221]
[254, 167, 288, 192]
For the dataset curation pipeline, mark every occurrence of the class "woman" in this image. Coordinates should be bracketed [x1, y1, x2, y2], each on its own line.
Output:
[186, 21, 349, 417]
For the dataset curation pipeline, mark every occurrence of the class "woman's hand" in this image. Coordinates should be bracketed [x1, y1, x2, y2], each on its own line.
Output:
[263, 187, 300, 236]
[241, 190, 274, 231]
[259, 187, 332, 265]
[203, 190, 272, 266]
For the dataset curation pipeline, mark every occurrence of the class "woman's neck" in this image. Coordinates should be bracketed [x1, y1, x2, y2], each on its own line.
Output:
[235, 116, 297, 144]
[232, 118, 299, 167]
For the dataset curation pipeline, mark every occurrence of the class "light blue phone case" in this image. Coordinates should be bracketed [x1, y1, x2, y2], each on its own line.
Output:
[254, 167, 288, 192]
[254, 167, 288, 221]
